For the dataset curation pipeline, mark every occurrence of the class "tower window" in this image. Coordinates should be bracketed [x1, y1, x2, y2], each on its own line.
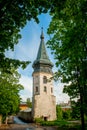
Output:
[44, 86, 47, 92]
[51, 87, 53, 93]
[35, 86, 38, 92]
[35, 76, 38, 84]
[43, 76, 47, 84]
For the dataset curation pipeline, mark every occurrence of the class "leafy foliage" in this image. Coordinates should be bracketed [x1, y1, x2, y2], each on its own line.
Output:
[0, 0, 52, 72]
[47, 0, 87, 129]
[0, 68, 24, 120]
[63, 110, 71, 120]
[71, 100, 80, 119]
[26, 98, 32, 108]
[56, 105, 63, 120]
[0, 0, 50, 52]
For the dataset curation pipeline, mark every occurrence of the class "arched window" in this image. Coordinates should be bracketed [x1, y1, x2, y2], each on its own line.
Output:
[35, 86, 38, 92]
[43, 76, 47, 84]
[44, 86, 47, 92]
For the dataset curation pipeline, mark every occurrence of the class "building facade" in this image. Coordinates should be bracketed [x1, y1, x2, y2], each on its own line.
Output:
[32, 29, 56, 121]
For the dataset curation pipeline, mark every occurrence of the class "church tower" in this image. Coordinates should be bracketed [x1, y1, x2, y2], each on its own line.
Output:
[32, 29, 56, 121]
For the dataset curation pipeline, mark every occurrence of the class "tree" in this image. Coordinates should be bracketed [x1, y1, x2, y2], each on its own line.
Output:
[0, 68, 24, 121]
[26, 98, 32, 108]
[63, 110, 71, 120]
[71, 100, 80, 120]
[47, 0, 87, 129]
[0, 0, 51, 72]
[56, 105, 63, 120]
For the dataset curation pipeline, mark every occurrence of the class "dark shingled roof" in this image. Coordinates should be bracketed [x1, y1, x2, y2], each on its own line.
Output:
[33, 29, 53, 67]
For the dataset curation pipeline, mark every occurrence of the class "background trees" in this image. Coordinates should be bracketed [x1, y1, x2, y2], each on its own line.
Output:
[26, 98, 32, 108]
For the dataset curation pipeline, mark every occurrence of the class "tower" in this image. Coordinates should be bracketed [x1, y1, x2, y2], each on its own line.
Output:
[32, 29, 56, 121]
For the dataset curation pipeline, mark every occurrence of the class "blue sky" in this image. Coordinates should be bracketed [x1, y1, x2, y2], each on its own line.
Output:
[6, 13, 69, 104]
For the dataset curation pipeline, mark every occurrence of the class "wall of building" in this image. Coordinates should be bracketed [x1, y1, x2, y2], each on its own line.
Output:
[18, 111, 32, 122]
[32, 72, 56, 121]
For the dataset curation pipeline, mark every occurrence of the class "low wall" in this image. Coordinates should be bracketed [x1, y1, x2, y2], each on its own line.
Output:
[18, 111, 33, 122]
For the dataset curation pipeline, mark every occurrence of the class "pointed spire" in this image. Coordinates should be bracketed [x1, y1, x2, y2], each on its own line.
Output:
[40, 27, 44, 39]
[36, 28, 51, 63]
[33, 28, 53, 70]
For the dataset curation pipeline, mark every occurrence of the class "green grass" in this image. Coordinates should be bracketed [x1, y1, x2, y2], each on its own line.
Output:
[40, 120, 69, 126]
[35, 118, 87, 130]
[35, 118, 71, 127]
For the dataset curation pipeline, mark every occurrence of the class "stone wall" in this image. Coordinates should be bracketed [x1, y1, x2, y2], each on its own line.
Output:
[32, 72, 56, 121]
[18, 111, 32, 122]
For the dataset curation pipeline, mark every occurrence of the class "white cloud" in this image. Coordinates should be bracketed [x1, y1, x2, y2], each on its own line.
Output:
[19, 76, 32, 91]
[54, 82, 70, 104]
[19, 75, 33, 101]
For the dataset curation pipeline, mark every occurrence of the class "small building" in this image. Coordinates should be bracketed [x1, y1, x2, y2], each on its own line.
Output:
[18, 108, 32, 122]
[60, 101, 71, 111]
[19, 102, 28, 111]
[61, 106, 71, 111]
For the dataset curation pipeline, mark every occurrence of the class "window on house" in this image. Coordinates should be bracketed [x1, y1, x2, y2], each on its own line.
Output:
[44, 86, 47, 92]
[43, 76, 47, 84]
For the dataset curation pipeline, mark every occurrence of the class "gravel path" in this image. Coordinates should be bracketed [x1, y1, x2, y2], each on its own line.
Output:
[0, 123, 57, 130]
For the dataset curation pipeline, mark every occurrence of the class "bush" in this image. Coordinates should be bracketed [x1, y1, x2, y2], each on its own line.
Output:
[56, 105, 63, 120]
[63, 110, 71, 120]
[34, 118, 43, 123]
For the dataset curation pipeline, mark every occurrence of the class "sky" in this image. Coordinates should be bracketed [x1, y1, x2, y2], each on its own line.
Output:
[6, 13, 70, 104]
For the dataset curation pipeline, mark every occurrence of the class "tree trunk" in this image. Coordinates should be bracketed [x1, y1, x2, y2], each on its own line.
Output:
[80, 87, 85, 130]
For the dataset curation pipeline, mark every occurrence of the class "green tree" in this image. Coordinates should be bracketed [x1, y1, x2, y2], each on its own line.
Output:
[47, 0, 87, 129]
[0, 68, 23, 121]
[71, 100, 80, 120]
[56, 105, 63, 120]
[26, 98, 32, 108]
[63, 110, 71, 120]
[0, 0, 51, 72]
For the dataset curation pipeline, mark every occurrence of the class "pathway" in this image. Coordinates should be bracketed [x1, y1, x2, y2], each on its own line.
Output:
[0, 116, 56, 130]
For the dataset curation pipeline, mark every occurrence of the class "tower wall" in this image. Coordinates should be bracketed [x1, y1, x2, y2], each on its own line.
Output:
[32, 72, 56, 121]
[32, 29, 56, 121]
